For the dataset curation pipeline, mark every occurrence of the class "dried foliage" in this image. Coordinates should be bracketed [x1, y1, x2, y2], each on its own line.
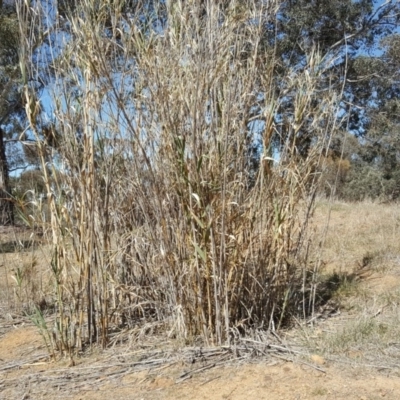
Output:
[20, 0, 341, 352]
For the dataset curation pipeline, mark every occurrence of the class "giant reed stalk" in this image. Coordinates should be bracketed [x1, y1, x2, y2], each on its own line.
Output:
[20, 0, 341, 350]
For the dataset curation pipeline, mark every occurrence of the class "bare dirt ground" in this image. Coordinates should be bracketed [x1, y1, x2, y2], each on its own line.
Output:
[1, 322, 400, 400]
[2, 201, 400, 400]
[2, 322, 400, 400]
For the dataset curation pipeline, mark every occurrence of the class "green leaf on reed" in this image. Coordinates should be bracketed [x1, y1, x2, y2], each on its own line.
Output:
[194, 243, 207, 263]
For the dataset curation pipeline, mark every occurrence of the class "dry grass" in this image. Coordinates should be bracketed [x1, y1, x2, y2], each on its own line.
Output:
[314, 199, 400, 274]
[301, 200, 400, 370]
[0, 226, 52, 314]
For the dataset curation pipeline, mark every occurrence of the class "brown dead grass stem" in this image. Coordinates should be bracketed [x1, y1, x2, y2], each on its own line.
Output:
[20, 0, 342, 351]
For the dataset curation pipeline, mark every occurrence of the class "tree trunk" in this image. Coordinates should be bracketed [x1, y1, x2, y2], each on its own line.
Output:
[0, 128, 13, 225]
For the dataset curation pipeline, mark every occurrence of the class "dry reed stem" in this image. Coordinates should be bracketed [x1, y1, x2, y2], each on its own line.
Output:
[19, 0, 342, 351]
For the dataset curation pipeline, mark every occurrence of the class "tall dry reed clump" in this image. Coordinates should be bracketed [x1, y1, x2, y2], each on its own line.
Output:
[20, 0, 340, 351]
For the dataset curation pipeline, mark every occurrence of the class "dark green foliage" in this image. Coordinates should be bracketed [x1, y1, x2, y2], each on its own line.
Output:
[334, 33, 400, 201]
[0, 4, 21, 224]
[266, 1, 400, 159]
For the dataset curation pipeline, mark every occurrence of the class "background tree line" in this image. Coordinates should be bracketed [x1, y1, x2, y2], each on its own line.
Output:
[0, 1, 399, 228]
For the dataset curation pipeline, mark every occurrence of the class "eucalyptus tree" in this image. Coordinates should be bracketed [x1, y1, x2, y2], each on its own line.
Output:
[0, 1, 21, 224]
[265, 0, 400, 157]
[342, 33, 400, 200]
[0, 0, 55, 224]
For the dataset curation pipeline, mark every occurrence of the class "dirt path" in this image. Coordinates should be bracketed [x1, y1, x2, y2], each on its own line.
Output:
[1, 323, 400, 400]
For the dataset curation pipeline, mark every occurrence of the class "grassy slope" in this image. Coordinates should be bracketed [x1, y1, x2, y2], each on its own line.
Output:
[300, 200, 400, 369]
